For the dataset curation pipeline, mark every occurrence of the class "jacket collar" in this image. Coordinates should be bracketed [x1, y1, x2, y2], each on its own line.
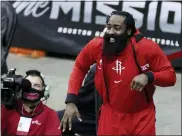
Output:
[16, 99, 44, 117]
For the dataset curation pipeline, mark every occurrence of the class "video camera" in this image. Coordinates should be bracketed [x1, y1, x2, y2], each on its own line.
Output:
[1, 68, 31, 108]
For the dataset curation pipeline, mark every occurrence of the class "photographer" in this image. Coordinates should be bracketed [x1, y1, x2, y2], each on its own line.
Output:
[1, 70, 62, 135]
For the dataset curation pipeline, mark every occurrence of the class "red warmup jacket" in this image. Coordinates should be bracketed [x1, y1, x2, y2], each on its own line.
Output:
[1, 100, 62, 136]
[65, 30, 176, 113]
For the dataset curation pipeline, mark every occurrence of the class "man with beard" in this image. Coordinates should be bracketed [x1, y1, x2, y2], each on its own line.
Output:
[61, 11, 176, 135]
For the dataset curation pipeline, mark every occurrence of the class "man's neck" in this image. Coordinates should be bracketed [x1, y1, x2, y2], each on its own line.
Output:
[23, 103, 34, 113]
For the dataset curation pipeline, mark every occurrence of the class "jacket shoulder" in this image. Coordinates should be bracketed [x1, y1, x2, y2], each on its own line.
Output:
[88, 37, 103, 48]
[44, 105, 57, 113]
[137, 37, 160, 52]
[140, 37, 158, 46]
[92, 36, 103, 42]
[43, 106, 60, 120]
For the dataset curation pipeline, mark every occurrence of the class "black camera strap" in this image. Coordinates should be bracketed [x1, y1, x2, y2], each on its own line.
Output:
[102, 58, 110, 103]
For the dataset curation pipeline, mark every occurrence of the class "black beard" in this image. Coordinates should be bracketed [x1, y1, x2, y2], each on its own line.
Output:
[102, 32, 129, 57]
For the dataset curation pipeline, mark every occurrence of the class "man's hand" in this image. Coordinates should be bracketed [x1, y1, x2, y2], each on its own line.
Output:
[61, 103, 82, 132]
[131, 73, 148, 91]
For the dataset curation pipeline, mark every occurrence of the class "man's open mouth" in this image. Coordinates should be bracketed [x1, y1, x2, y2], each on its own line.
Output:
[24, 93, 39, 100]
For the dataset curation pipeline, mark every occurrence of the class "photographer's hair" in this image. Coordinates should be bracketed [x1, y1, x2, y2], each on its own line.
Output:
[106, 11, 137, 36]
[25, 70, 45, 87]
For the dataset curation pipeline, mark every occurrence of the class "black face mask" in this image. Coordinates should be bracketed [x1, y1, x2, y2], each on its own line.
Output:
[103, 32, 129, 57]
[22, 88, 44, 103]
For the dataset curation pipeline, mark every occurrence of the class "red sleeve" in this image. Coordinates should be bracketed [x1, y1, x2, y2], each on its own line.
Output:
[65, 37, 102, 104]
[145, 39, 176, 87]
[44, 110, 62, 136]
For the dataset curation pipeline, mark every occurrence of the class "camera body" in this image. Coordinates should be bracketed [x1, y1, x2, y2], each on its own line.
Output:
[1, 68, 24, 108]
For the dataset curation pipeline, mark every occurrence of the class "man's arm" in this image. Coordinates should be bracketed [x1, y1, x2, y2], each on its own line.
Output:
[144, 39, 176, 87]
[1, 2, 17, 75]
[44, 110, 62, 135]
[65, 38, 102, 104]
[1, 9, 8, 67]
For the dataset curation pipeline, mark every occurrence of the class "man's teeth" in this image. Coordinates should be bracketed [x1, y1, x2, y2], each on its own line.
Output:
[110, 38, 115, 43]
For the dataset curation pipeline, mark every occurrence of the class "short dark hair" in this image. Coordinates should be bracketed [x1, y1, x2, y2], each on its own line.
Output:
[106, 11, 137, 36]
[25, 70, 45, 86]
